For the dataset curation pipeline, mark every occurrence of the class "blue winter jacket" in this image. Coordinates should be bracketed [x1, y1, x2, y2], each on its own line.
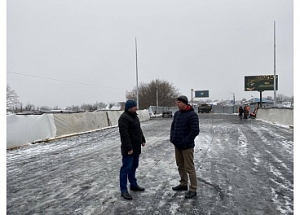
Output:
[170, 105, 200, 150]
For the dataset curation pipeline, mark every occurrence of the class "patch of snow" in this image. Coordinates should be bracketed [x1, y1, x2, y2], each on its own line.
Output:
[237, 127, 248, 156]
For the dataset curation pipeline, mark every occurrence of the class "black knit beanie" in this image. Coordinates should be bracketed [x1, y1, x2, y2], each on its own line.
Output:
[125, 100, 137, 110]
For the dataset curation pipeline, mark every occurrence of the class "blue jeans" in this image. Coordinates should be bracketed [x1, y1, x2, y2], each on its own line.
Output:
[120, 154, 139, 192]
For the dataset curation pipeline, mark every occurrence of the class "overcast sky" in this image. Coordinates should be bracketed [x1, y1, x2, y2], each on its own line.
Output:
[6, 0, 295, 108]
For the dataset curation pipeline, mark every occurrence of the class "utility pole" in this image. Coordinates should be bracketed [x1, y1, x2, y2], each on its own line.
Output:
[191, 89, 194, 106]
[135, 38, 139, 109]
[230, 92, 235, 105]
[230, 92, 235, 113]
[156, 80, 158, 114]
[273, 21, 277, 107]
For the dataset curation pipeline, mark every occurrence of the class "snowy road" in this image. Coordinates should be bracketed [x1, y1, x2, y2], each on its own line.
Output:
[7, 114, 294, 215]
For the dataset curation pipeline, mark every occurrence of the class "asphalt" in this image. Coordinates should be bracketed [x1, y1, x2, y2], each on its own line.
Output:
[7, 114, 294, 215]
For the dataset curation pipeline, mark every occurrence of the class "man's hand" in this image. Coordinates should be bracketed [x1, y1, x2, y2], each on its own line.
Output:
[142, 142, 145, 147]
[128, 150, 133, 155]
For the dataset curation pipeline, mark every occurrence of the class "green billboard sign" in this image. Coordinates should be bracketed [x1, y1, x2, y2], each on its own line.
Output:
[245, 75, 278, 91]
[195, 90, 209, 98]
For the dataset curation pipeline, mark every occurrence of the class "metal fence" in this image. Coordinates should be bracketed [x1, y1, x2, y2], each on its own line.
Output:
[211, 105, 257, 114]
[149, 105, 258, 115]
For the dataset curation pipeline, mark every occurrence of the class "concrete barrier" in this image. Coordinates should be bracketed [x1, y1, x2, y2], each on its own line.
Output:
[256, 108, 293, 127]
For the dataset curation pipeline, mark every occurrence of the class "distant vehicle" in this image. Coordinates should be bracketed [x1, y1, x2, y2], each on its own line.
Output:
[282, 102, 292, 108]
[198, 104, 212, 113]
[162, 110, 173, 118]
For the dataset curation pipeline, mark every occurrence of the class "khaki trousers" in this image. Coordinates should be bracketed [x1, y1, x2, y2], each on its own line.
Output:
[175, 147, 197, 192]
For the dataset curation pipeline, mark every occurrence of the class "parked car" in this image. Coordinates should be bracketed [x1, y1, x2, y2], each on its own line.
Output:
[162, 110, 173, 118]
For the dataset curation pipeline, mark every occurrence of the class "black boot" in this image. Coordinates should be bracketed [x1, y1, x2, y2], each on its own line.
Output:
[121, 192, 133, 200]
[172, 184, 188, 191]
[130, 185, 145, 191]
[185, 190, 197, 199]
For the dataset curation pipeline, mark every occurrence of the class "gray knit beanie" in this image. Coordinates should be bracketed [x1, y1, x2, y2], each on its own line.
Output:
[177, 95, 188, 104]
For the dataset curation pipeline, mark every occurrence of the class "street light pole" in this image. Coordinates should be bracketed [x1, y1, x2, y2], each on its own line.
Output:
[156, 81, 158, 114]
[230, 92, 235, 105]
[273, 21, 277, 107]
[191, 89, 194, 106]
[135, 37, 139, 109]
[230, 92, 235, 113]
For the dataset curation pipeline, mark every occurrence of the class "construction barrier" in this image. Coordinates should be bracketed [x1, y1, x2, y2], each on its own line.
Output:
[256, 108, 293, 127]
[53, 111, 110, 137]
[7, 114, 57, 149]
[7, 110, 150, 149]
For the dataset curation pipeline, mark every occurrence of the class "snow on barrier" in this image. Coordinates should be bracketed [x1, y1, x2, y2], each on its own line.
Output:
[256, 108, 293, 128]
[7, 110, 151, 149]
[7, 114, 57, 149]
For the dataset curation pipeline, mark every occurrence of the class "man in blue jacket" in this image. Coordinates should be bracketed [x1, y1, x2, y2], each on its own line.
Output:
[170, 95, 200, 199]
[118, 100, 146, 200]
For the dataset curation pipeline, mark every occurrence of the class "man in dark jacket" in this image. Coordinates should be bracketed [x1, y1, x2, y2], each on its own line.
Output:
[118, 100, 146, 200]
[238, 106, 244, 119]
[170, 95, 200, 199]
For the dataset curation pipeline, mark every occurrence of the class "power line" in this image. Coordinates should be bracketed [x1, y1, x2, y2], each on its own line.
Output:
[7, 71, 126, 91]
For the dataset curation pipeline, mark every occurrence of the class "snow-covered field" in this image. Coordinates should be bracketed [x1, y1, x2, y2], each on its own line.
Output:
[7, 114, 293, 214]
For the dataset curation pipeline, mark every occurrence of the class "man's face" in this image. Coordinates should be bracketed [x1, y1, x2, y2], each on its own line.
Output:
[176, 101, 187, 110]
[128, 106, 138, 113]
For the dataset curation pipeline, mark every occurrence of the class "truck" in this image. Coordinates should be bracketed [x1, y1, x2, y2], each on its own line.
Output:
[198, 104, 212, 113]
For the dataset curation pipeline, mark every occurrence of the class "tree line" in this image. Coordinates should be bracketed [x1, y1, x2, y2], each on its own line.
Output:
[6, 79, 181, 114]
[6, 79, 293, 114]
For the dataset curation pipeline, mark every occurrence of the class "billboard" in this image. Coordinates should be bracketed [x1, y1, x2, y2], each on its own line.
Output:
[245, 75, 278, 91]
[195, 90, 209, 98]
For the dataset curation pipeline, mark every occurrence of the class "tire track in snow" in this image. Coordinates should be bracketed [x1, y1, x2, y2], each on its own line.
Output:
[242, 121, 293, 214]
[237, 127, 248, 156]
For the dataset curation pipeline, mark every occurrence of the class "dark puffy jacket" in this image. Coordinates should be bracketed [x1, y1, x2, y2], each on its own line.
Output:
[118, 110, 146, 156]
[170, 105, 200, 150]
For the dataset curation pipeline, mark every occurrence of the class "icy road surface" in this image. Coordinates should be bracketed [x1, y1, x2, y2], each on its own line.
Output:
[7, 114, 293, 215]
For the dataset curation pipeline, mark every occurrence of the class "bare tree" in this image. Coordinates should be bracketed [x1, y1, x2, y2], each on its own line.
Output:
[95, 102, 106, 110]
[127, 79, 180, 109]
[66, 105, 80, 112]
[24, 103, 35, 111]
[266, 96, 273, 100]
[126, 91, 136, 100]
[38, 106, 51, 111]
[6, 85, 20, 113]
[276, 94, 290, 103]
